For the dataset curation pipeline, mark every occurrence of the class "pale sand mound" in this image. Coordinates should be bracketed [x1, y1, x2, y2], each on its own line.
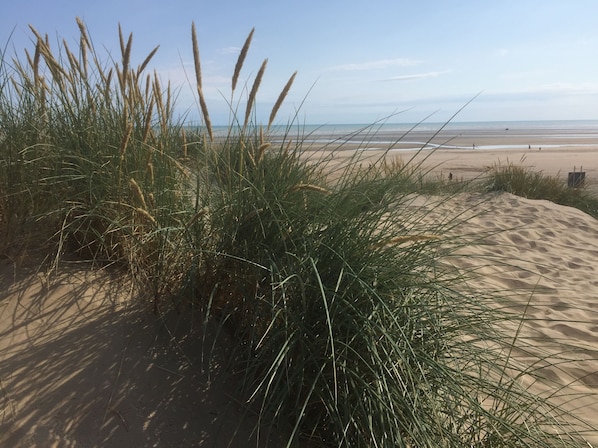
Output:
[409, 191, 598, 444]
[0, 264, 279, 447]
[1, 192, 597, 446]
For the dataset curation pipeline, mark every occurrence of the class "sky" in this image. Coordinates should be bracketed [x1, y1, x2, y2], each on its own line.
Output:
[2, 1, 598, 125]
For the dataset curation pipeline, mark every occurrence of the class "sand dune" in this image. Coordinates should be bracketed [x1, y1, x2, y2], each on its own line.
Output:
[2, 192, 597, 446]
[1, 182, 598, 444]
[410, 191, 598, 445]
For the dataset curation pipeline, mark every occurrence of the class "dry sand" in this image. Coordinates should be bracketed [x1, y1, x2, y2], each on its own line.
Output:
[1, 145, 598, 446]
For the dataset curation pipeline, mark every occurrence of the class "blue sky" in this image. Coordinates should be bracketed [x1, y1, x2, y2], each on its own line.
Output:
[2, 1, 598, 125]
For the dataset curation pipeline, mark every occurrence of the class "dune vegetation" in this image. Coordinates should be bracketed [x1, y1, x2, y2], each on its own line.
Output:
[1, 19, 596, 447]
[483, 160, 598, 218]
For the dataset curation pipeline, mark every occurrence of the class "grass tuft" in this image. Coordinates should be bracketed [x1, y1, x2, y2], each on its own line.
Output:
[484, 159, 598, 218]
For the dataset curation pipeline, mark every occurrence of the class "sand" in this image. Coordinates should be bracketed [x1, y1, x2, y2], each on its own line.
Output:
[0, 264, 281, 447]
[408, 191, 598, 445]
[1, 143, 598, 445]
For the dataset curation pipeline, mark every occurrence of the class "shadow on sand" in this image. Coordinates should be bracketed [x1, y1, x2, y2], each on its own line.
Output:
[0, 260, 278, 447]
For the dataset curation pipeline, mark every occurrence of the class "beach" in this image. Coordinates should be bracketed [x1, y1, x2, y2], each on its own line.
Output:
[1, 121, 598, 445]
[298, 120, 598, 190]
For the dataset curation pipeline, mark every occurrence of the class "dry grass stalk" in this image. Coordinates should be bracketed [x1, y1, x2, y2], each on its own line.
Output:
[63, 40, 82, 79]
[129, 178, 148, 210]
[172, 158, 191, 181]
[244, 58, 268, 128]
[118, 26, 133, 91]
[76, 17, 90, 47]
[186, 207, 209, 227]
[163, 80, 171, 131]
[191, 22, 213, 141]
[135, 207, 156, 225]
[34, 37, 69, 85]
[147, 162, 155, 185]
[28, 25, 43, 43]
[137, 45, 160, 77]
[153, 72, 165, 127]
[198, 94, 213, 141]
[289, 183, 331, 195]
[246, 148, 257, 167]
[181, 128, 188, 158]
[76, 17, 90, 76]
[232, 27, 254, 92]
[127, 71, 142, 106]
[119, 122, 133, 159]
[24, 48, 33, 72]
[257, 142, 270, 163]
[10, 78, 22, 96]
[147, 192, 155, 209]
[104, 68, 113, 103]
[33, 43, 41, 85]
[142, 97, 154, 143]
[144, 73, 151, 104]
[80, 34, 88, 77]
[268, 71, 297, 130]
[191, 22, 202, 91]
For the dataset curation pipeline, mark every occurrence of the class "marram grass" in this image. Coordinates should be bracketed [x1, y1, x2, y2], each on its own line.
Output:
[0, 19, 596, 447]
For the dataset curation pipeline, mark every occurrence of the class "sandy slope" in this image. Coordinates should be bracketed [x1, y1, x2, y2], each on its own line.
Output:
[1, 191, 597, 446]
[0, 264, 280, 447]
[409, 192, 598, 445]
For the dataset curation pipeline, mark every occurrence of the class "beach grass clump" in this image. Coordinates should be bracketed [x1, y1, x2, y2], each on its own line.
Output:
[0, 19, 196, 293]
[484, 160, 598, 218]
[0, 20, 595, 447]
[196, 133, 593, 446]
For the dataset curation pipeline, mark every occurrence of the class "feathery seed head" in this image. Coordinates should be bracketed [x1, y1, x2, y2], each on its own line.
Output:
[232, 27, 254, 92]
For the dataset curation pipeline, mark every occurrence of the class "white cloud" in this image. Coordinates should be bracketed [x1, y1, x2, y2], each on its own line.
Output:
[329, 58, 422, 71]
[385, 70, 451, 81]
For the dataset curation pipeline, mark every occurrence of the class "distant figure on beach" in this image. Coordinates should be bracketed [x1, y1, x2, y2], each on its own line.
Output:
[473, 143, 476, 149]
[528, 144, 531, 149]
[539, 147, 542, 151]
[448, 172, 453, 181]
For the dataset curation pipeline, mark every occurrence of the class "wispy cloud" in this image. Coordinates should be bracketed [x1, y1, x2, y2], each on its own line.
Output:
[219, 46, 241, 55]
[329, 58, 422, 71]
[384, 70, 451, 81]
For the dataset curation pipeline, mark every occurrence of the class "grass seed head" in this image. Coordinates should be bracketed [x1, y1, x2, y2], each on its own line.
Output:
[191, 22, 213, 141]
[244, 58, 268, 128]
[232, 27, 254, 92]
[119, 122, 133, 159]
[129, 178, 148, 210]
[268, 71, 297, 130]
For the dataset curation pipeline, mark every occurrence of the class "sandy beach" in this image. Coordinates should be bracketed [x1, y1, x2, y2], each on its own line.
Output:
[1, 127, 598, 445]
[301, 122, 598, 191]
